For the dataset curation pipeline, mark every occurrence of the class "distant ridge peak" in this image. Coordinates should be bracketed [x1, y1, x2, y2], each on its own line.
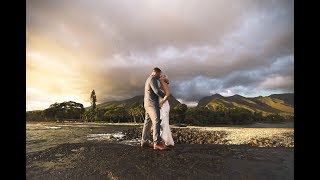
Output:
[211, 93, 223, 97]
[230, 94, 243, 97]
[268, 93, 293, 96]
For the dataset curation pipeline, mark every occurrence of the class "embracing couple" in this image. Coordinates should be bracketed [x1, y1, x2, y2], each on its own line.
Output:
[141, 67, 174, 151]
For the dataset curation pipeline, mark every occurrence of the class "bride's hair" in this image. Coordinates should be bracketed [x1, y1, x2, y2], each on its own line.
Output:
[161, 74, 169, 84]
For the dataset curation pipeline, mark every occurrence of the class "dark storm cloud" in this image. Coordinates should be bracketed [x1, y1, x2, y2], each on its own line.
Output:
[26, 0, 294, 109]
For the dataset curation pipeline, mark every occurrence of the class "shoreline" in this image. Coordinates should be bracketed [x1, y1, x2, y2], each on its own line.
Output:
[122, 126, 294, 148]
[26, 121, 294, 128]
[27, 122, 294, 153]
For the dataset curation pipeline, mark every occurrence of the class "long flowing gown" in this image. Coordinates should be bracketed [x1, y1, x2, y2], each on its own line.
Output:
[159, 96, 175, 146]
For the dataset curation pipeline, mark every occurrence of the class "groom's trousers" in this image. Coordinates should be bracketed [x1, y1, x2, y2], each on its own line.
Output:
[141, 106, 162, 146]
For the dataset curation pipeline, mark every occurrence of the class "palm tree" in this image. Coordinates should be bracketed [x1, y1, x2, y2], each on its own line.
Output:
[128, 107, 137, 123]
[90, 89, 97, 109]
[135, 105, 145, 122]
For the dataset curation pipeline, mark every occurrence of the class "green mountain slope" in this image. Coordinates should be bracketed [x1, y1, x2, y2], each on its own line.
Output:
[197, 93, 294, 116]
[95, 95, 181, 109]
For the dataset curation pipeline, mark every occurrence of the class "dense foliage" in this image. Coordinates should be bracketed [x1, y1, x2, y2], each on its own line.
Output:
[27, 101, 292, 125]
[26, 101, 85, 121]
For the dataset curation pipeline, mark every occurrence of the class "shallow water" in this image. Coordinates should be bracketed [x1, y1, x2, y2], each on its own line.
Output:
[26, 122, 141, 153]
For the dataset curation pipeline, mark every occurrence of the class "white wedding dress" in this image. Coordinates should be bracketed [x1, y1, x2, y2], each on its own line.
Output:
[159, 96, 175, 146]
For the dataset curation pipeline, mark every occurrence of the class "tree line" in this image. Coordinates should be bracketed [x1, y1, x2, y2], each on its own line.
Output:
[26, 101, 293, 125]
[184, 106, 293, 126]
[26, 90, 293, 124]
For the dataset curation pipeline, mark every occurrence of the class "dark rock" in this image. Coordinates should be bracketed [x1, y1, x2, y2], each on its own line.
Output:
[122, 127, 228, 145]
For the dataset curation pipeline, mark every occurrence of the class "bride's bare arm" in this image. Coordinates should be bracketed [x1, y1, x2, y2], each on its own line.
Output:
[159, 80, 171, 107]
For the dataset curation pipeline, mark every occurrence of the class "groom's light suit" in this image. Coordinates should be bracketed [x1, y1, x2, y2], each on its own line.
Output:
[141, 75, 166, 145]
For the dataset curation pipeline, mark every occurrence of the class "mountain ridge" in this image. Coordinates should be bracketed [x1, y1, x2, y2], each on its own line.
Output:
[28, 93, 293, 117]
[197, 93, 293, 116]
[95, 95, 181, 110]
[93, 93, 293, 116]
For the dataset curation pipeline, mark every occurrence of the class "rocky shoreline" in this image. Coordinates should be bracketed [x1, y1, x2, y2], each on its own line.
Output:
[122, 126, 294, 147]
[123, 127, 229, 144]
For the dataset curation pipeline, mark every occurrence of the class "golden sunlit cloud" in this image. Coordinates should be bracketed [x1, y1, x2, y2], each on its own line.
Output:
[26, 0, 293, 110]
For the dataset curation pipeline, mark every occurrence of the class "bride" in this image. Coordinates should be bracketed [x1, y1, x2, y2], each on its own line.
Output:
[159, 74, 175, 147]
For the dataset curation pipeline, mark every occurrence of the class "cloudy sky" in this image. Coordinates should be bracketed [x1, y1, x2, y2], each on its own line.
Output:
[26, 0, 294, 110]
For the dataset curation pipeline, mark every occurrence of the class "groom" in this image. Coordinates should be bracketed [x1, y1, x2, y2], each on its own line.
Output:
[141, 67, 168, 150]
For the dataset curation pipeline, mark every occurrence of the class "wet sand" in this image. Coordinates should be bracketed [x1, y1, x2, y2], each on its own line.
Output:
[26, 142, 293, 180]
